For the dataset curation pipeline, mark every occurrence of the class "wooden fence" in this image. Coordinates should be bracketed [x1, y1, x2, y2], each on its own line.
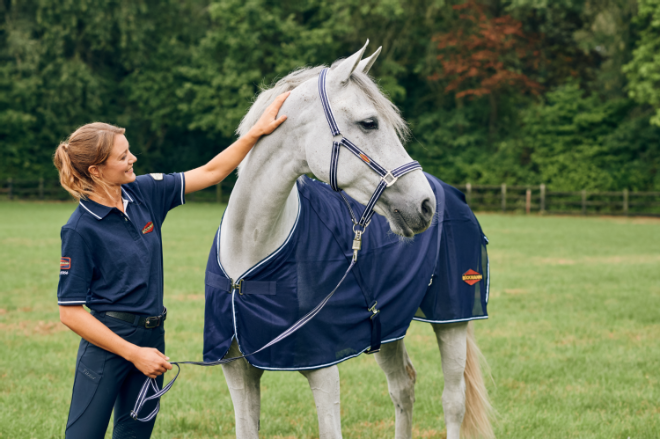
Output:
[453, 183, 660, 216]
[2, 179, 659, 216]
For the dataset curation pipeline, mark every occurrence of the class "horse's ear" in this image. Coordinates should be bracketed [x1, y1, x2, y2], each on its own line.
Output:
[356, 46, 381, 75]
[330, 40, 369, 85]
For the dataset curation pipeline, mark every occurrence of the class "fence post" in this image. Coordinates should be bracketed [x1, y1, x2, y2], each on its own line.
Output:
[526, 188, 531, 214]
[216, 181, 223, 203]
[39, 177, 44, 200]
[7, 178, 12, 200]
[581, 189, 587, 215]
[501, 183, 507, 213]
[540, 184, 546, 214]
[466, 182, 472, 206]
[623, 189, 629, 216]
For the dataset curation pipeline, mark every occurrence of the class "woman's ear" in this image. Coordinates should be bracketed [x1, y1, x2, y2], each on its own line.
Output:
[88, 165, 101, 178]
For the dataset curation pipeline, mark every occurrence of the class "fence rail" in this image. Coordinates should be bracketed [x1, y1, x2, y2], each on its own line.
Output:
[2, 179, 659, 216]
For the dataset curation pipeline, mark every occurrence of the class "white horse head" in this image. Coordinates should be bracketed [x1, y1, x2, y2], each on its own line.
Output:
[238, 40, 435, 238]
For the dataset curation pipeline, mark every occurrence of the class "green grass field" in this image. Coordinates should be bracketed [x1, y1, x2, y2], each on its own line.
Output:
[1, 202, 658, 438]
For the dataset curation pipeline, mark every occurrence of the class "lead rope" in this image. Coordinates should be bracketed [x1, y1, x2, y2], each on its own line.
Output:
[130, 259, 357, 422]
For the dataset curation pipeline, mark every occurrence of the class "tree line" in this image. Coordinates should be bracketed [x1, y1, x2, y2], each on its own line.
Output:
[1, 0, 659, 191]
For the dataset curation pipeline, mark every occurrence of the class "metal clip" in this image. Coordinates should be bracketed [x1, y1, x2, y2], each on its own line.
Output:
[368, 301, 379, 319]
[231, 279, 243, 295]
[352, 230, 362, 261]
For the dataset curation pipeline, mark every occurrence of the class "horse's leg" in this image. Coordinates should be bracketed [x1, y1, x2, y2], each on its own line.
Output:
[374, 339, 416, 439]
[221, 339, 265, 438]
[299, 366, 342, 439]
[432, 322, 468, 439]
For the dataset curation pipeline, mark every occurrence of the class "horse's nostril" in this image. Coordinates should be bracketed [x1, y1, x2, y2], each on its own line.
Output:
[420, 198, 434, 221]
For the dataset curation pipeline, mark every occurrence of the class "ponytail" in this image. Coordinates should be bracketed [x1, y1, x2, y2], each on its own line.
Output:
[53, 123, 125, 200]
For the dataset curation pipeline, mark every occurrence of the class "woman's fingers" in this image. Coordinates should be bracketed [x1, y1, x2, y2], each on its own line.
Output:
[254, 92, 290, 136]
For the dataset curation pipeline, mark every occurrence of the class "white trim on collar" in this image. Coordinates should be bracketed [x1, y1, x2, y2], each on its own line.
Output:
[79, 201, 102, 220]
[121, 187, 134, 202]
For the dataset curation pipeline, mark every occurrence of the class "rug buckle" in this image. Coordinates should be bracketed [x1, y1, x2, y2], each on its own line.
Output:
[231, 279, 244, 295]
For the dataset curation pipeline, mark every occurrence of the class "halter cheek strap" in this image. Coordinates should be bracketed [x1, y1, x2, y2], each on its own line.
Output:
[318, 68, 422, 231]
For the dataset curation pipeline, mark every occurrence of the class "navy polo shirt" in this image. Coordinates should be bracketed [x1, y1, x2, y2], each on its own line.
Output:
[57, 173, 185, 316]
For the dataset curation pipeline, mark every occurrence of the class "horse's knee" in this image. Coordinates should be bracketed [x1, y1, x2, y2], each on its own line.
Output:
[375, 342, 416, 411]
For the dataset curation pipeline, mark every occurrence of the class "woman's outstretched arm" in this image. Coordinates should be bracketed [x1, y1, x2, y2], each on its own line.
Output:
[184, 91, 290, 194]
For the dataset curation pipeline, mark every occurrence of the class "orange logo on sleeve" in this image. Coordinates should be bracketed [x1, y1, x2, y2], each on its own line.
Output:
[60, 257, 71, 270]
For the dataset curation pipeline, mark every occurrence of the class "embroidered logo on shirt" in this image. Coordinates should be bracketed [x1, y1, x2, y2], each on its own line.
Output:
[142, 222, 154, 234]
[150, 173, 164, 181]
[60, 257, 71, 270]
[462, 269, 482, 285]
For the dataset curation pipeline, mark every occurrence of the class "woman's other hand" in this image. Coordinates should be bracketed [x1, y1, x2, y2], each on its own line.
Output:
[129, 347, 173, 378]
[249, 91, 290, 137]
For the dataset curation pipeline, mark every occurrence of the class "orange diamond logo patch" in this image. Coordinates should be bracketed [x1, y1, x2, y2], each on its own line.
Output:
[462, 269, 482, 286]
[359, 153, 371, 163]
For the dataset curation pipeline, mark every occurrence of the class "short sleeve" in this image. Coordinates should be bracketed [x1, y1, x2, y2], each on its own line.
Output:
[57, 228, 94, 306]
[134, 173, 186, 224]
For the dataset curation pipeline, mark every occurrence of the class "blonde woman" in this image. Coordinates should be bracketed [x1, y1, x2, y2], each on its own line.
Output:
[53, 92, 289, 438]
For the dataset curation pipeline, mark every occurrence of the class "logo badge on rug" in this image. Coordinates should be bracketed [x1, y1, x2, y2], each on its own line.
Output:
[462, 269, 482, 285]
[60, 257, 71, 270]
[142, 222, 154, 234]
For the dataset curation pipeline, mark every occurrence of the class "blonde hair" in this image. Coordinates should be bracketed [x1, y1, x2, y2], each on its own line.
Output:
[53, 122, 125, 200]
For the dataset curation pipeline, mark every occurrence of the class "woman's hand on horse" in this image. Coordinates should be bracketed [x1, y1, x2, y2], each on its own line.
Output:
[249, 91, 290, 137]
[130, 347, 173, 378]
[183, 91, 290, 194]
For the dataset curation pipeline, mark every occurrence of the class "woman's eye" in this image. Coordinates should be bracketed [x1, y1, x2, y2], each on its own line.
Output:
[358, 119, 378, 130]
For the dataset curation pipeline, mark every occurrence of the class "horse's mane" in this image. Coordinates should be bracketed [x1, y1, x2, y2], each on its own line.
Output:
[237, 63, 409, 141]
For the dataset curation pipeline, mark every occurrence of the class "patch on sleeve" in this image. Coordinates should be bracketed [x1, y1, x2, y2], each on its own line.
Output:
[60, 257, 71, 270]
[150, 173, 164, 181]
[462, 269, 482, 285]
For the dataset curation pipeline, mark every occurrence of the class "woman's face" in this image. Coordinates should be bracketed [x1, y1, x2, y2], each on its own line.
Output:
[94, 134, 137, 186]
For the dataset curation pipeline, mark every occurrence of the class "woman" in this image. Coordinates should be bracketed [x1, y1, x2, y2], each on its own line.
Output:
[54, 92, 289, 438]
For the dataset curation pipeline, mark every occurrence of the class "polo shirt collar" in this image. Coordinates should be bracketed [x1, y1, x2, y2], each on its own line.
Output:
[79, 187, 134, 221]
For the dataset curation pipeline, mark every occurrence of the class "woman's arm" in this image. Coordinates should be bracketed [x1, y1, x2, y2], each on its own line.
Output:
[184, 91, 290, 194]
[59, 306, 172, 378]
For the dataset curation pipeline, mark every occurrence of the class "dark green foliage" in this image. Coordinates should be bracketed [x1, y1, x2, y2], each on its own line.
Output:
[0, 0, 656, 191]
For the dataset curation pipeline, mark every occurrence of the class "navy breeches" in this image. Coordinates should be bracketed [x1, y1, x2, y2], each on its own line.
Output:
[65, 313, 165, 439]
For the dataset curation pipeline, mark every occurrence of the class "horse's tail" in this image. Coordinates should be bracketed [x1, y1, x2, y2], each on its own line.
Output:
[462, 321, 496, 439]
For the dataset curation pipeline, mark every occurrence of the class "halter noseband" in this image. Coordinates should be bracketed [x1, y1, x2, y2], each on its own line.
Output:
[318, 68, 422, 260]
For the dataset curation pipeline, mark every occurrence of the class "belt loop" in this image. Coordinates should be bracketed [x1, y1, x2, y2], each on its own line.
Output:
[133, 315, 140, 326]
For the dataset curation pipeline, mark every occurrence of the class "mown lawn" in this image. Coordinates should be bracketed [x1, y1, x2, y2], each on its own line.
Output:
[1, 202, 658, 438]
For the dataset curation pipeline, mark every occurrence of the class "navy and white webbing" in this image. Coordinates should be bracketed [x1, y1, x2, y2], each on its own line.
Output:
[319, 68, 422, 230]
[131, 260, 357, 422]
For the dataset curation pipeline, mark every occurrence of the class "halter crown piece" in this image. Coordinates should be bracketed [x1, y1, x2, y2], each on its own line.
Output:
[318, 68, 422, 261]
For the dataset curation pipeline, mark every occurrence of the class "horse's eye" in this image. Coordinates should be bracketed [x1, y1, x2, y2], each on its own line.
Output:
[358, 118, 379, 130]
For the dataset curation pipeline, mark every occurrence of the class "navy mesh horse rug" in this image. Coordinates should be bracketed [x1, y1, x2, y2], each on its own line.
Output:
[202, 174, 489, 371]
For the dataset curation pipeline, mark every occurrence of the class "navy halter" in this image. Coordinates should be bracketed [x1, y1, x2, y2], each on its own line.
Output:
[318, 68, 422, 252]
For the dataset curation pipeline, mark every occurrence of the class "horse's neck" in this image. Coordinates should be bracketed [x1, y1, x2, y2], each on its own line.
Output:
[219, 131, 304, 280]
